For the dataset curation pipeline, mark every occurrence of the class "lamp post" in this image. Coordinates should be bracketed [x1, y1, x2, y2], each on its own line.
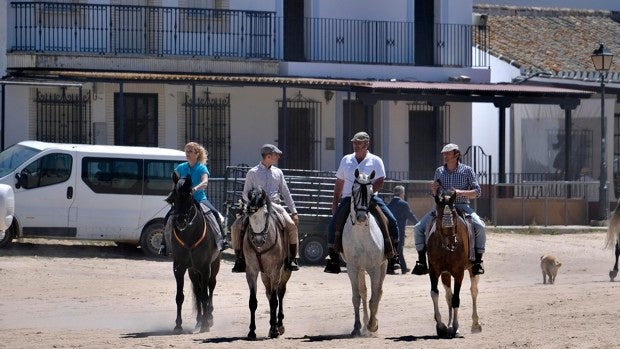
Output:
[591, 43, 614, 221]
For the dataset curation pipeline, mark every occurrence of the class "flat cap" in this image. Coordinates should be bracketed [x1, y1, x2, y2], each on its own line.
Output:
[350, 131, 370, 142]
[260, 144, 283, 155]
[441, 143, 459, 153]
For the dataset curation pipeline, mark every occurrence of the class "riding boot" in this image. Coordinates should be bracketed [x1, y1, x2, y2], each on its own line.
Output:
[335, 230, 343, 253]
[285, 244, 300, 271]
[411, 248, 429, 275]
[232, 249, 246, 273]
[472, 252, 485, 275]
[324, 247, 342, 274]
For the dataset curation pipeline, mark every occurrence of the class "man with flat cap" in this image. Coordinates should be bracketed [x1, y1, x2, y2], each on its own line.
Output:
[324, 131, 400, 274]
[230, 143, 300, 272]
[411, 143, 486, 276]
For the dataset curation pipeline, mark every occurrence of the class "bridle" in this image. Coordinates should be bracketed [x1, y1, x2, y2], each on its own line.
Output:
[350, 176, 373, 225]
[171, 178, 207, 250]
[435, 191, 460, 252]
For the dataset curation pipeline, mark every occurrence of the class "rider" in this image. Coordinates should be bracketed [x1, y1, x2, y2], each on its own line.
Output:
[324, 131, 400, 274]
[230, 144, 300, 273]
[161, 142, 229, 254]
[411, 143, 486, 276]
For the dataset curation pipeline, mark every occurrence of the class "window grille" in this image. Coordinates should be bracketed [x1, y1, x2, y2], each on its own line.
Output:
[35, 88, 92, 144]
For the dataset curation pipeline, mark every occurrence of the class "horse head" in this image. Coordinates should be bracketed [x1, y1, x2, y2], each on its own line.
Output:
[168, 172, 197, 231]
[351, 169, 375, 224]
[245, 186, 272, 247]
[434, 188, 457, 229]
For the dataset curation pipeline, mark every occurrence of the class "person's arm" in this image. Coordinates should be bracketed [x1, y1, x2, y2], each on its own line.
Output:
[332, 178, 345, 214]
[372, 176, 385, 193]
[455, 167, 481, 199]
[405, 202, 418, 225]
[242, 170, 255, 202]
[193, 173, 209, 192]
[278, 170, 298, 225]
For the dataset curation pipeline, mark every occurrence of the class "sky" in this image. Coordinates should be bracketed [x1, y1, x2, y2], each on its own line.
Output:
[473, 0, 620, 11]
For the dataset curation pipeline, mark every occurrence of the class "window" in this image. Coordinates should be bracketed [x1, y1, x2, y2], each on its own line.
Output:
[35, 89, 92, 144]
[81, 158, 141, 195]
[21, 153, 72, 189]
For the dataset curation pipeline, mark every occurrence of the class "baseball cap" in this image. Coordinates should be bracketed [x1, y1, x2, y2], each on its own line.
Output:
[350, 131, 370, 142]
[441, 143, 459, 153]
[260, 144, 283, 155]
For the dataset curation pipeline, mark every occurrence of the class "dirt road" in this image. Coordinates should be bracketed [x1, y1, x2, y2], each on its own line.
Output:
[0, 232, 618, 349]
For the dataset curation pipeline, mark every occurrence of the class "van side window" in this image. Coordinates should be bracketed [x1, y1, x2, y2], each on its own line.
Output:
[82, 158, 141, 195]
[21, 153, 72, 189]
[145, 160, 180, 196]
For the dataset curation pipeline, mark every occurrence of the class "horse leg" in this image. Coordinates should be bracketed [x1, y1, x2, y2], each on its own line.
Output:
[469, 270, 482, 333]
[348, 268, 363, 337]
[610, 239, 620, 282]
[246, 272, 259, 339]
[430, 272, 448, 338]
[206, 259, 220, 330]
[268, 289, 280, 338]
[450, 273, 464, 338]
[367, 267, 385, 334]
[188, 269, 206, 333]
[276, 280, 287, 335]
[440, 273, 453, 328]
[357, 270, 370, 335]
[173, 263, 187, 334]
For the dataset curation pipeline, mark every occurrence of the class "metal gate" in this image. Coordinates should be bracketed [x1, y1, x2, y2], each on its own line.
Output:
[462, 145, 492, 218]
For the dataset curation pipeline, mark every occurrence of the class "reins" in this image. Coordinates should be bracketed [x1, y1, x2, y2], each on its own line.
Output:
[436, 203, 461, 252]
[247, 207, 279, 273]
[173, 202, 208, 250]
[350, 178, 371, 226]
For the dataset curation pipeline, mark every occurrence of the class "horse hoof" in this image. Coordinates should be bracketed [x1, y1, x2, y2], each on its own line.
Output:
[610, 270, 618, 282]
[471, 324, 482, 333]
[247, 331, 257, 340]
[278, 325, 285, 335]
[269, 327, 280, 338]
[173, 326, 183, 335]
[436, 323, 449, 338]
[367, 319, 378, 333]
[351, 329, 361, 337]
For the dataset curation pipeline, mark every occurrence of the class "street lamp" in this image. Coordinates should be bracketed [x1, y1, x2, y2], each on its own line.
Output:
[591, 43, 614, 221]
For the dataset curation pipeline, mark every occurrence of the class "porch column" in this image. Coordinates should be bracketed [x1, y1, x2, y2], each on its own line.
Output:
[560, 101, 579, 181]
[118, 82, 125, 145]
[281, 86, 288, 168]
[493, 101, 511, 185]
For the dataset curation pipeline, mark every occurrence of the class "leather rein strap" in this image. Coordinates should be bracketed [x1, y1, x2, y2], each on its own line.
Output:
[173, 204, 207, 250]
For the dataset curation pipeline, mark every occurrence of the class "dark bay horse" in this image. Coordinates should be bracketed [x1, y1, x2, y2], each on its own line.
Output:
[606, 199, 620, 281]
[166, 172, 221, 334]
[242, 187, 292, 339]
[341, 169, 386, 336]
[426, 189, 481, 338]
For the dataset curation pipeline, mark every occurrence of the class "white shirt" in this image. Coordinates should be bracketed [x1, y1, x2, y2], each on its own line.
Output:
[335, 151, 386, 197]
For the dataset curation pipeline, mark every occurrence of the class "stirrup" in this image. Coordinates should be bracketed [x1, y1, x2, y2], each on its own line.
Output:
[411, 261, 429, 275]
[472, 262, 485, 275]
[285, 258, 300, 271]
[232, 258, 246, 273]
[324, 259, 341, 274]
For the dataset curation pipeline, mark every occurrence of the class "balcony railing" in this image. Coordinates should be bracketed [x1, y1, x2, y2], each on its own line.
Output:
[9, 1, 490, 68]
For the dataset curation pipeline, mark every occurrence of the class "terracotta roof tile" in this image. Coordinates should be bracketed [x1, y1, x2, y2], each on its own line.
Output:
[474, 4, 619, 75]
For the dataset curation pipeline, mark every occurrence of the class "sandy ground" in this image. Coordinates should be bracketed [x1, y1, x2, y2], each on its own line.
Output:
[0, 231, 619, 349]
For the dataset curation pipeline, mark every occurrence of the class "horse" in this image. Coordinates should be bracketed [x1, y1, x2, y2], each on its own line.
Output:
[426, 188, 482, 338]
[341, 169, 387, 337]
[605, 199, 620, 281]
[165, 172, 221, 334]
[242, 186, 292, 339]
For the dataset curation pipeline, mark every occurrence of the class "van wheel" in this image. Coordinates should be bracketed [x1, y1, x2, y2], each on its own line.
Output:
[140, 222, 165, 258]
[299, 235, 327, 265]
[0, 224, 16, 248]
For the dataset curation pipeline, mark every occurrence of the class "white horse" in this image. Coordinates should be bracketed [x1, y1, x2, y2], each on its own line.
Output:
[341, 169, 387, 336]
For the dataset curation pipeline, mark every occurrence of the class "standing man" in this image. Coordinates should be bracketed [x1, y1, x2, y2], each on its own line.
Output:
[411, 143, 486, 276]
[387, 185, 418, 274]
[324, 131, 400, 274]
[230, 144, 300, 272]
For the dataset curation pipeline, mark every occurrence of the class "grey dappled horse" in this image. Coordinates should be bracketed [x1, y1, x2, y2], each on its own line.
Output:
[242, 186, 292, 339]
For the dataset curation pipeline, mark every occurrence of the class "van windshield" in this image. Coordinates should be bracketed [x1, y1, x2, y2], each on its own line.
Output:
[0, 144, 42, 178]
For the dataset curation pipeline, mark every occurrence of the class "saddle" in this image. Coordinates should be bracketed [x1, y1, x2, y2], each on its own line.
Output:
[334, 203, 396, 259]
[424, 210, 475, 260]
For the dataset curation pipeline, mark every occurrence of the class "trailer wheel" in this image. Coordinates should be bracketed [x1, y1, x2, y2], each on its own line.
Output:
[299, 235, 327, 265]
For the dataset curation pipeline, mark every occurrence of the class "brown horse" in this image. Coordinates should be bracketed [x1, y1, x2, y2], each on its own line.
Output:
[426, 189, 481, 338]
[242, 186, 292, 339]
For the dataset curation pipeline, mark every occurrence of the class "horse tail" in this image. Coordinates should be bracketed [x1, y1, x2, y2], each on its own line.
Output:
[606, 207, 620, 249]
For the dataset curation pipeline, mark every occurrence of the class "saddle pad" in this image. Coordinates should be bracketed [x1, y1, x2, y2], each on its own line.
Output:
[425, 217, 475, 261]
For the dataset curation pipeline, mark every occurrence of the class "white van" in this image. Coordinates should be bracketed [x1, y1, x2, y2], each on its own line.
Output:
[0, 141, 185, 257]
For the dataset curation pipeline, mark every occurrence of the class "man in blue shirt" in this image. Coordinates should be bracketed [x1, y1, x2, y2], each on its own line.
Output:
[387, 185, 418, 274]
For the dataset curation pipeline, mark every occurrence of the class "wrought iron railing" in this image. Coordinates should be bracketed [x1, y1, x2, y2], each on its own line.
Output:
[9, 2, 490, 68]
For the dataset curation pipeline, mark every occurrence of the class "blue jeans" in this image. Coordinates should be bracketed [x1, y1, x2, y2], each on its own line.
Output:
[413, 203, 486, 255]
[328, 195, 399, 247]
